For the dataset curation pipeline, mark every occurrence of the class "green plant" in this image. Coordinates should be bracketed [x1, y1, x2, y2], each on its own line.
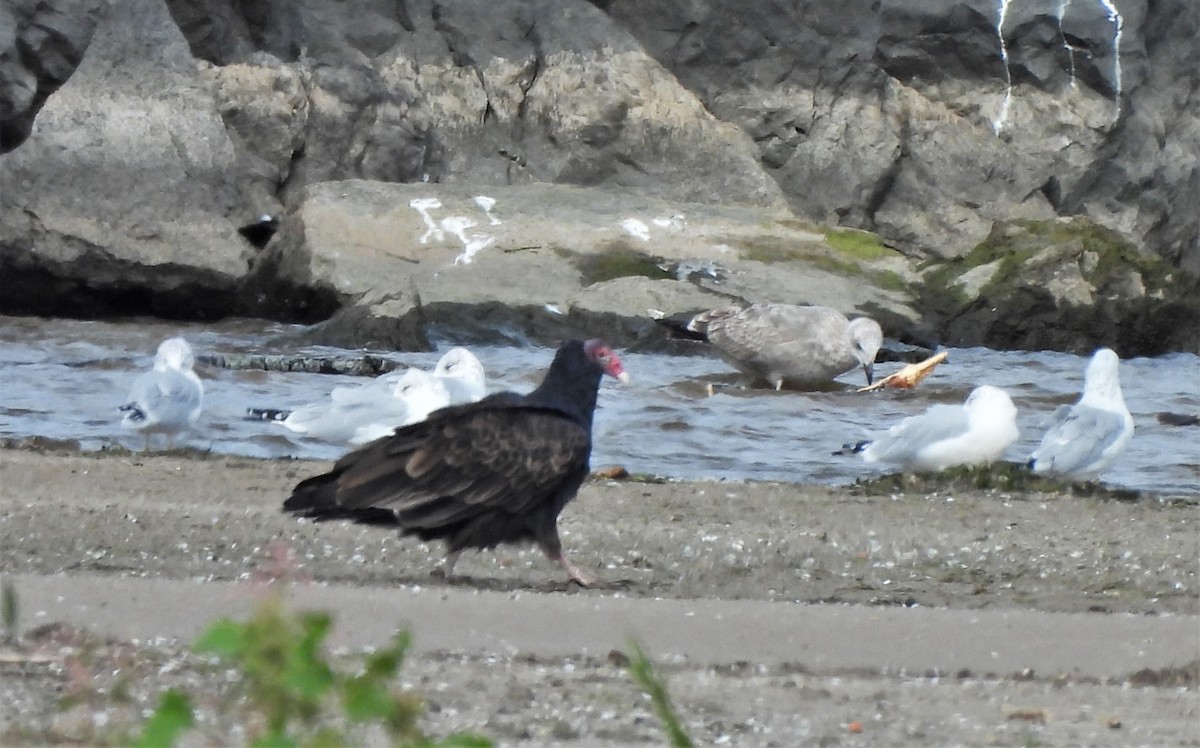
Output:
[132, 690, 193, 748]
[140, 592, 491, 747]
[625, 642, 693, 747]
[2, 578, 16, 646]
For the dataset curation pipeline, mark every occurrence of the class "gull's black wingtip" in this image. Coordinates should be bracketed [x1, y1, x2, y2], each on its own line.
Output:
[118, 403, 146, 422]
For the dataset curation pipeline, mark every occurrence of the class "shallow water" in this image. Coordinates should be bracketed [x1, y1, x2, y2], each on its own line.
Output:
[0, 315, 1196, 496]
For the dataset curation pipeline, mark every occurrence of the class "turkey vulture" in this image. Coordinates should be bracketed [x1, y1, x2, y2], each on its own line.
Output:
[1028, 348, 1134, 480]
[683, 303, 883, 389]
[283, 339, 629, 586]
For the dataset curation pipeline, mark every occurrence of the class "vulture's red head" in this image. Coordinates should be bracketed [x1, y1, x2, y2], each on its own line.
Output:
[584, 339, 630, 383]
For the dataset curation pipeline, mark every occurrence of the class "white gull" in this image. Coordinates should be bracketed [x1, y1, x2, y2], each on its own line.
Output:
[846, 385, 1019, 472]
[119, 337, 204, 450]
[431, 347, 487, 404]
[267, 368, 450, 446]
[1028, 347, 1134, 480]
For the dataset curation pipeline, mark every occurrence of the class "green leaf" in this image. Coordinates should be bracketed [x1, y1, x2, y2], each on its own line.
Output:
[283, 614, 335, 701]
[193, 619, 246, 658]
[341, 676, 393, 722]
[430, 734, 495, 747]
[132, 689, 193, 748]
[308, 727, 349, 747]
[2, 578, 17, 642]
[364, 630, 412, 679]
[625, 641, 693, 748]
[250, 728, 298, 748]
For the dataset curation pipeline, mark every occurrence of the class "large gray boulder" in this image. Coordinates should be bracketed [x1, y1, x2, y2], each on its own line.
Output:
[0, 0, 260, 318]
[181, 0, 787, 209]
[282, 181, 916, 349]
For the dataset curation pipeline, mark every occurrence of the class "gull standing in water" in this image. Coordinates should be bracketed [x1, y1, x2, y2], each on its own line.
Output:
[1028, 348, 1134, 480]
[686, 303, 883, 389]
[119, 337, 204, 450]
[841, 385, 1019, 472]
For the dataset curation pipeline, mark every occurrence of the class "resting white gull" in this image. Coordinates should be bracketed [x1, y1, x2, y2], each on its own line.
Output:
[119, 337, 204, 450]
[377, 347, 486, 405]
[347, 368, 458, 445]
[265, 368, 450, 445]
[349, 348, 486, 443]
[1028, 347, 1134, 480]
[688, 303, 883, 389]
[843, 385, 1019, 472]
[433, 346, 487, 403]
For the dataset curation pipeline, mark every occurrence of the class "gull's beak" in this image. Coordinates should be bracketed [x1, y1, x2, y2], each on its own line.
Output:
[863, 362, 875, 386]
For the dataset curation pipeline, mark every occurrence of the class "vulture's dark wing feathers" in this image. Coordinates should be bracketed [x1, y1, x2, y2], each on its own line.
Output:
[285, 401, 591, 547]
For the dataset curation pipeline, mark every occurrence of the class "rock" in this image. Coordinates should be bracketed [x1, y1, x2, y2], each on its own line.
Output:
[0, 0, 1194, 355]
[284, 181, 917, 349]
[602, 0, 1196, 269]
[0, 0, 259, 319]
[0, 0, 102, 152]
[918, 218, 1200, 356]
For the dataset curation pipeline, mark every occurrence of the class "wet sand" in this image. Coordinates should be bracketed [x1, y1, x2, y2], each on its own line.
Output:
[1, 447, 1197, 745]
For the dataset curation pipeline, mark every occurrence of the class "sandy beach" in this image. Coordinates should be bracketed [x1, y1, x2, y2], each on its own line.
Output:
[1, 446, 1197, 745]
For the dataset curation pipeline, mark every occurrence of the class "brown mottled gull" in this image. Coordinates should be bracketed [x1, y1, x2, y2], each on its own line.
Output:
[688, 303, 884, 389]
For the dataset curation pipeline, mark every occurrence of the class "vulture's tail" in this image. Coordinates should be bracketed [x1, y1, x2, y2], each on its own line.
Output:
[283, 472, 399, 525]
[283, 472, 339, 513]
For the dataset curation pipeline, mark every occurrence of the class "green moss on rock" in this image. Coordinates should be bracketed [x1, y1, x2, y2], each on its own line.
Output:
[823, 228, 892, 260]
[915, 217, 1200, 355]
[570, 246, 674, 286]
[851, 462, 1146, 500]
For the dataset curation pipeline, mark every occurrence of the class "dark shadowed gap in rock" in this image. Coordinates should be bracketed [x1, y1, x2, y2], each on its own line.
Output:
[0, 263, 340, 324]
[0, 265, 232, 321]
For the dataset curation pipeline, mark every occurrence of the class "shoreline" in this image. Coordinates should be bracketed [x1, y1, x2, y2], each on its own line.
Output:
[1, 446, 1197, 745]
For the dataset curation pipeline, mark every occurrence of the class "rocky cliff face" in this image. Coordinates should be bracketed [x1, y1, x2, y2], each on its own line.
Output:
[0, 0, 1195, 354]
[0, 0, 100, 152]
[603, 0, 1197, 273]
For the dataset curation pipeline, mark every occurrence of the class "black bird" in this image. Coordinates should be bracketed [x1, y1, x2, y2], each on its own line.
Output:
[237, 214, 279, 248]
[284, 339, 630, 586]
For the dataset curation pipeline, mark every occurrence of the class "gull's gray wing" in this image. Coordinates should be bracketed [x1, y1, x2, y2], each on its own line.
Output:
[863, 403, 970, 463]
[1030, 404, 1130, 476]
[282, 394, 413, 443]
[124, 369, 201, 428]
